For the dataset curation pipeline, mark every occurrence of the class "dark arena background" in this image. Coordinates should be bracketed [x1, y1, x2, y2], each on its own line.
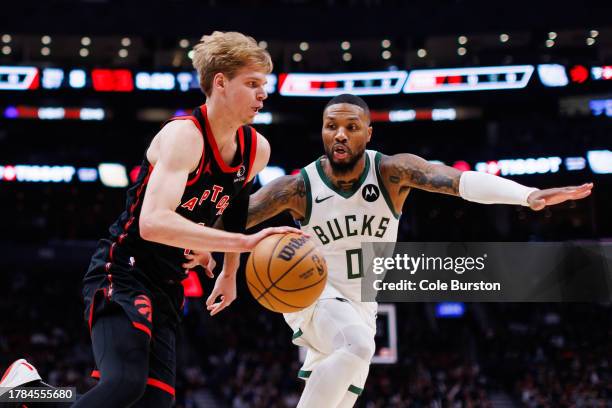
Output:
[0, 1, 611, 407]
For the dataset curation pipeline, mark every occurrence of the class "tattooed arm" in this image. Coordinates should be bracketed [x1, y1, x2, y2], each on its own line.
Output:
[380, 153, 592, 210]
[246, 173, 307, 229]
[380, 153, 461, 195]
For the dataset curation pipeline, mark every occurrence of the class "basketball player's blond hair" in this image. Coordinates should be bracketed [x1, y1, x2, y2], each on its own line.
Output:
[192, 31, 273, 97]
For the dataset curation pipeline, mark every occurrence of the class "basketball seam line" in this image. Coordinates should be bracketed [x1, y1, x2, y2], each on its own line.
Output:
[251, 249, 276, 311]
[258, 246, 317, 300]
[265, 234, 287, 284]
[246, 280, 275, 311]
[254, 281, 311, 309]
[272, 270, 326, 292]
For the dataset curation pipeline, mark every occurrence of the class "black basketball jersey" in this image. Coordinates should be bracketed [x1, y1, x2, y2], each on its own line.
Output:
[104, 104, 257, 283]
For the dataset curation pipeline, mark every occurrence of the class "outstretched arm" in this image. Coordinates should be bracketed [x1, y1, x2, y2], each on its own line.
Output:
[382, 153, 461, 195]
[380, 153, 593, 210]
[247, 172, 307, 228]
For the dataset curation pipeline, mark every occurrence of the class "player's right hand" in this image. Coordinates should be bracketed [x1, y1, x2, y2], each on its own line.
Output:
[245, 226, 309, 251]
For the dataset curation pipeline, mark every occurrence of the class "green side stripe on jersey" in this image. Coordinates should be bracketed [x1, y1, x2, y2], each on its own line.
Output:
[375, 152, 401, 219]
[298, 370, 312, 379]
[348, 384, 363, 395]
[292, 328, 303, 340]
[300, 169, 312, 226]
[315, 153, 370, 199]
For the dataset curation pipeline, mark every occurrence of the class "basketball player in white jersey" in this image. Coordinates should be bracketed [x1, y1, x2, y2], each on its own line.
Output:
[244, 94, 593, 408]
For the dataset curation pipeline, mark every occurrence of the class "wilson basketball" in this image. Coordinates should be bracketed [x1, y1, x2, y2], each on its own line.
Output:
[246, 233, 327, 313]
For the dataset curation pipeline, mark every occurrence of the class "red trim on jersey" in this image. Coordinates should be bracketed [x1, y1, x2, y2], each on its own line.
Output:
[200, 105, 244, 173]
[239, 127, 245, 158]
[238, 126, 246, 160]
[88, 288, 107, 334]
[244, 127, 258, 186]
[91, 370, 174, 397]
[185, 145, 206, 187]
[109, 242, 116, 261]
[123, 165, 153, 233]
[132, 322, 152, 338]
[146, 378, 176, 397]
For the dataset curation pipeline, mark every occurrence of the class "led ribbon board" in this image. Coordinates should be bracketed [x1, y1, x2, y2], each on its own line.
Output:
[403, 65, 534, 93]
[371, 108, 457, 122]
[1, 66, 278, 94]
[0, 66, 39, 90]
[279, 71, 408, 97]
[4, 105, 105, 120]
[591, 66, 612, 81]
[537, 64, 569, 87]
[590, 99, 612, 117]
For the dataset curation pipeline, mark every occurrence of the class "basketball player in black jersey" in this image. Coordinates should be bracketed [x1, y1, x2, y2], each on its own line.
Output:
[0, 32, 301, 408]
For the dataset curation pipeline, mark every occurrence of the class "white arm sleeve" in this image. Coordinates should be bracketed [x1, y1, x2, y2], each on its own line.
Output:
[459, 171, 538, 206]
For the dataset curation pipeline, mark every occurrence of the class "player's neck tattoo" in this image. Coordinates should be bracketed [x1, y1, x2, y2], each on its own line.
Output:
[321, 157, 362, 191]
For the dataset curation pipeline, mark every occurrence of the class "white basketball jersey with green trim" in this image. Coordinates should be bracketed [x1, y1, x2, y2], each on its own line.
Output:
[299, 150, 400, 303]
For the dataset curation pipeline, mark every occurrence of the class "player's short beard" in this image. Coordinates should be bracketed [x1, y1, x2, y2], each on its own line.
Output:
[324, 145, 366, 176]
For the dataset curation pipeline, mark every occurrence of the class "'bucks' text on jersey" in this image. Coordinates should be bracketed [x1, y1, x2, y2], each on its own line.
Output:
[299, 150, 400, 303]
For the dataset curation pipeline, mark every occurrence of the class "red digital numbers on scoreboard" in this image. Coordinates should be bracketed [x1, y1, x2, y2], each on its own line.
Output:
[91, 69, 134, 92]
[569, 65, 589, 84]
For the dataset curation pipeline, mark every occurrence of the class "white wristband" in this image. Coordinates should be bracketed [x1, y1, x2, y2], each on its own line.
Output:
[459, 171, 538, 206]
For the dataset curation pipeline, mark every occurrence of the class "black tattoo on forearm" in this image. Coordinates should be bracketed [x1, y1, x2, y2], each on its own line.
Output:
[388, 160, 459, 194]
[247, 174, 306, 228]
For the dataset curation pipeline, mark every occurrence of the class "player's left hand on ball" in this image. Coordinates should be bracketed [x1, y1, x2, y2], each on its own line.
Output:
[259, 226, 309, 240]
[206, 271, 237, 316]
[183, 251, 216, 278]
[527, 183, 593, 211]
[244, 226, 309, 251]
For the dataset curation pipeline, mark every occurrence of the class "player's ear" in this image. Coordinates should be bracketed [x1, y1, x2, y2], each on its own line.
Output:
[367, 125, 373, 142]
[213, 72, 226, 93]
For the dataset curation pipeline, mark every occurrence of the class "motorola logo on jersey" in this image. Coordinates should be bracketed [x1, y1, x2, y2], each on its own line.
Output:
[362, 184, 380, 202]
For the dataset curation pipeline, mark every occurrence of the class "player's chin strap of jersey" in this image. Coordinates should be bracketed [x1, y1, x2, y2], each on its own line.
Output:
[221, 180, 254, 233]
[459, 171, 538, 206]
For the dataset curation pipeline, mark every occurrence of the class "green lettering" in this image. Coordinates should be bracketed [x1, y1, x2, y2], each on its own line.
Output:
[313, 225, 330, 245]
[361, 215, 374, 236]
[345, 215, 358, 237]
[327, 219, 344, 241]
[375, 217, 390, 238]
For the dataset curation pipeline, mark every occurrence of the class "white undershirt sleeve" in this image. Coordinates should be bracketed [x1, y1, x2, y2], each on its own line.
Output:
[459, 171, 538, 206]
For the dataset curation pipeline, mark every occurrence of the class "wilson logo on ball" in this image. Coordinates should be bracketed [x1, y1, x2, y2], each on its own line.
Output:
[277, 236, 309, 261]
